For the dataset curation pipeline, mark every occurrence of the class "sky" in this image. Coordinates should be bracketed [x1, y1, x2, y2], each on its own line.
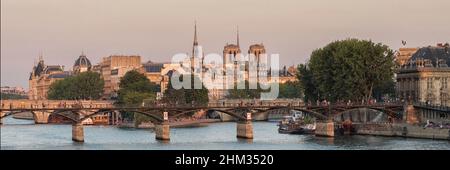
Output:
[2, 0, 450, 88]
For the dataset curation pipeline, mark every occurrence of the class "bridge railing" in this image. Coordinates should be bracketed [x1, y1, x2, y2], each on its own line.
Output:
[207, 99, 305, 107]
[413, 102, 450, 112]
[1, 99, 407, 111]
[0, 100, 114, 110]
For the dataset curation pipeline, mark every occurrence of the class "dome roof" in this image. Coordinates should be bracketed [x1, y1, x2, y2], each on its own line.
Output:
[74, 54, 92, 68]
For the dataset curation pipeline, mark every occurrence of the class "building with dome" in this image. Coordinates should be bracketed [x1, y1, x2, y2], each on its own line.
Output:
[396, 43, 450, 106]
[73, 52, 92, 74]
[28, 53, 94, 100]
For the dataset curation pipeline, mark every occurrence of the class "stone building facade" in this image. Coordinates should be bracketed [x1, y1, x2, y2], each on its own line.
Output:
[98, 55, 142, 98]
[396, 43, 450, 106]
[28, 57, 69, 100]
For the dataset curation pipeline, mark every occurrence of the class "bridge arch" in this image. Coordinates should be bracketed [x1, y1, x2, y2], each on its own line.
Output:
[46, 110, 78, 122]
[290, 108, 328, 120]
[332, 107, 401, 123]
[334, 107, 401, 119]
[78, 109, 164, 123]
[0, 110, 30, 119]
[171, 108, 247, 120]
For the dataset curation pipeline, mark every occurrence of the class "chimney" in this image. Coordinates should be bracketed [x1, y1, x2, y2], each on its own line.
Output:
[445, 45, 449, 54]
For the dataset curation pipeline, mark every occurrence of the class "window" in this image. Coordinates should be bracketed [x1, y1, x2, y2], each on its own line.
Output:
[427, 78, 433, 89]
[424, 59, 432, 67]
[145, 65, 163, 73]
[441, 93, 448, 106]
[442, 78, 448, 89]
[111, 69, 119, 75]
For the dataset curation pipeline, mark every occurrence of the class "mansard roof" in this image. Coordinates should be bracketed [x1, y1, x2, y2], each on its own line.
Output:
[44, 65, 63, 74]
[48, 72, 70, 79]
[407, 44, 450, 68]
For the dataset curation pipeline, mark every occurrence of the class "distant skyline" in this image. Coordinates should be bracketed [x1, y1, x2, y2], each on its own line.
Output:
[2, 0, 450, 88]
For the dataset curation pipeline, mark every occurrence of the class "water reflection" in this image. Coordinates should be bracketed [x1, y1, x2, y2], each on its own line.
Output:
[237, 138, 253, 144]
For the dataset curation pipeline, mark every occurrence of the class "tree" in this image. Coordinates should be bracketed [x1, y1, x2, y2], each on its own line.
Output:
[162, 73, 209, 106]
[279, 81, 302, 99]
[372, 78, 396, 102]
[118, 70, 160, 94]
[0, 93, 28, 100]
[116, 70, 159, 121]
[184, 75, 209, 106]
[297, 64, 318, 102]
[226, 81, 262, 99]
[297, 39, 395, 103]
[161, 79, 186, 105]
[47, 71, 104, 100]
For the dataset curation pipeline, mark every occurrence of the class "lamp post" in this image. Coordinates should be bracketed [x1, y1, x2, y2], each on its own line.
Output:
[328, 94, 332, 120]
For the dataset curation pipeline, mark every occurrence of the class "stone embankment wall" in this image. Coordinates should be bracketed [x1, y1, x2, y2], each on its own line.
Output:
[354, 123, 450, 140]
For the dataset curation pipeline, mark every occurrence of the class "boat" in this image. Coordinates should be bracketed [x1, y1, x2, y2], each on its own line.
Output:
[277, 112, 316, 134]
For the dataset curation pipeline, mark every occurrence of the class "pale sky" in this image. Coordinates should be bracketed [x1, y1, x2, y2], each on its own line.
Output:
[2, 0, 449, 88]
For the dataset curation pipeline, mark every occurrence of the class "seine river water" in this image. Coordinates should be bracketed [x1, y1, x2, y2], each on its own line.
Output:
[1, 117, 449, 150]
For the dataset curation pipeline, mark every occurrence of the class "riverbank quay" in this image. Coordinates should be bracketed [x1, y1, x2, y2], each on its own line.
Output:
[315, 122, 450, 140]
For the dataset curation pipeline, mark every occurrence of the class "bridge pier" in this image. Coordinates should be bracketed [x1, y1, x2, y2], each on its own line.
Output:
[155, 121, 170, 140]
[72, 122, 84, 142]
[0, 111, 4, 125]
[404, 104, 419, 124]
[315, 121, 335, 137]
[33, 111, 51, 124]
[236, 113, 253, 139]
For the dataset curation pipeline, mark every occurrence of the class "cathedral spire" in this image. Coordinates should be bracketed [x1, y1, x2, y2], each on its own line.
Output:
[236, 26, 240, 47]
[193, 21, 198, 46]
[39, 51, 43, 61]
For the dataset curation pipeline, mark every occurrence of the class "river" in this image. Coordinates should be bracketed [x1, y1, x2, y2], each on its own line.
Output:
[1, 117, 449, 150]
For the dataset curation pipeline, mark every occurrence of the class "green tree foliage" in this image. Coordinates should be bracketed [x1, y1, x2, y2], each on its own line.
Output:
[0, 93, 28, 100]
[226, 81, 262, 99]
[297, 64, 318, 102]
[279, 81, 302, 99]
[184, 75, 209, 106]
[372, 78, 396, 101]
[162, 74, 209, 106]
[116, 70, 159, 121]
[118, 70, 160, 94]
[162, 79, 186, 105]
[297, 39, 395, 103]
[47, 71, 104, 100]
